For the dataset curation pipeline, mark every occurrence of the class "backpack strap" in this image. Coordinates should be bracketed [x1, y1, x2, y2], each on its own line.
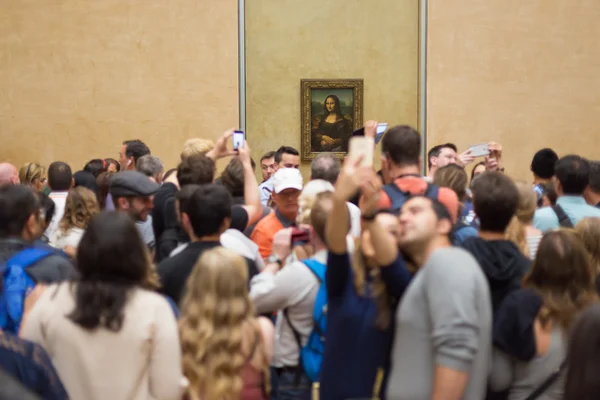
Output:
[523, 359, 567, 400]
[423, 183, 439, 200]
[3, 247, 54, 274]
[551, 204, 573, 228]
[301, 259, 326, 283]
[382, 184, 412, 211]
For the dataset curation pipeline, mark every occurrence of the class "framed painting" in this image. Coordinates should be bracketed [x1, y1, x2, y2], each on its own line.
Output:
[300, 79, 364, 161]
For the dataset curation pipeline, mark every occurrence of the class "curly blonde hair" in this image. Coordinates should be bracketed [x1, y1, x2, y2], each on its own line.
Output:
[58, 187, 99, 235]
[19, 162, 46, 186]
[179, 247, 269, 400]
[181, 138, 215, 160]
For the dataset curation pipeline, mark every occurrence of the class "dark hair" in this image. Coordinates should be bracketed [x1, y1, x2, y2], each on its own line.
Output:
[177, 154, 216, 187]
[123, 140, 151, 164]
[322, 95, 343, 117]
[163, 168, 177, 182]
[427, 143, 458, 169]
[69, 212, 149, 331]
[220, 159, 245, 198]
[311, 192, 334, 242]
[105, 158, 120, 172]
[555, 155, 590, 195]
[176, 184, 202, 214]
[381, 125, 421, 167]
[95, 172, 114, 209]
[588, 160, 600, 194]
[471, 161, 486, 182]
[184, 184, 232, 238]
[471, 172, 519, 233]
[37, 192, 55, 226]
[73, 171, 99, 194]
[260, 151, 277, 163]
[274, 146, 300, 164]
[310, 153, 341, 184]
[565, 303, 600, 400]
[530, 148, 558, 179]
[47, 162, 73, 191]
[83, 159, 107, 178]
[0, 185, 40, 238]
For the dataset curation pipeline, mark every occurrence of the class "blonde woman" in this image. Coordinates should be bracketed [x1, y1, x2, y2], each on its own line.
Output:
[505, 181, 543, 259]
[49, 187, 99, 254]
[19, 162, 47, 192]
[179, 247, 274, 400]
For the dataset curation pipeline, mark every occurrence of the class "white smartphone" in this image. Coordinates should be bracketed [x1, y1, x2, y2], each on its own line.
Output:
[233, 130, 245, 150]
[374, 123, 389, 144]
[348, 136, 374, 167]
[468, 143, 490, 157]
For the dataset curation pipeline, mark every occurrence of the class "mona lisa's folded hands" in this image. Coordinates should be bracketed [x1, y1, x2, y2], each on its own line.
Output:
[364, 120, 378, 138]
[321, 135, 336, 145]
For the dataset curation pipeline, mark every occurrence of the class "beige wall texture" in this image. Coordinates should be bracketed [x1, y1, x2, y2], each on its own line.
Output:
[427, 1, 600, 180]
[245, 0, 420, 179]
[0, 0, 239, 172]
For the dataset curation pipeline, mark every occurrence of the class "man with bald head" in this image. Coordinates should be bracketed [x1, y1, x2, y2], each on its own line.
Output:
[0, 163, 20, 186]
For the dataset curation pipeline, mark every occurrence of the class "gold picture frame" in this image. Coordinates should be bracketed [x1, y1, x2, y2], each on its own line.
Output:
[300, 79, 364, 161]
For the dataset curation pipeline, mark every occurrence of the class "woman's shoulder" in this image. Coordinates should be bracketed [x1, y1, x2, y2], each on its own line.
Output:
[493, 288, 543, 361]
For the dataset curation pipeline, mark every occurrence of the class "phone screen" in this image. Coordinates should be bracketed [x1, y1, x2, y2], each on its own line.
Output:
[233, 130, 245, 150]
[374, 123, 389, 144]
[348, 136, 375, 167]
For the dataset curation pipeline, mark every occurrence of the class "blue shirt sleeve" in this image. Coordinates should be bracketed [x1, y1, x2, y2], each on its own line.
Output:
[326, 251, 351, 299]
[379, 254, 413, 299]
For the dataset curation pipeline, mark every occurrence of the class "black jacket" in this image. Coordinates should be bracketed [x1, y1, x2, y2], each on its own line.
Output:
[461, 237, 531, 315]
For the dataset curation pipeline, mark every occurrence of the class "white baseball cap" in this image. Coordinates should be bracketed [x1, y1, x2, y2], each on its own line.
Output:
[272, 168, 304, 194]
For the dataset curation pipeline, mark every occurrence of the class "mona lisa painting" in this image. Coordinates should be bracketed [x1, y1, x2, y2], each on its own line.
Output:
[301, 79, 363, 160]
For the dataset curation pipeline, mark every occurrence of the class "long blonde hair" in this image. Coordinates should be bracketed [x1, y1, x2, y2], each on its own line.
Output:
[58, 187, 100, 234]
[179, 247, 269, 400]
[505, 181, 537, 256]
[575, 217, 600, 273]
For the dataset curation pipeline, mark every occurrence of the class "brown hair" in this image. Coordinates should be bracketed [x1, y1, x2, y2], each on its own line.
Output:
[58, 187, 100, 234]
[433, 164, 468, 201]
[310, 192, 334, 242]
[96, 171, 114, 210]
[220, 158, 245, 197]
[381, 125, 421, 167]
[524, 230, 598, 331]
[505, 181, 538, 255]
[575, 217, 600, 273]
[471, 172, 519, 233]
[177, 154, 216, 187]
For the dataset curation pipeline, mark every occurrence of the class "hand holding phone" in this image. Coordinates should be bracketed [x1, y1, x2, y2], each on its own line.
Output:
[348, 136, 375, 167]
[467, 143, 490, 157]
[233, 130, 245, 150]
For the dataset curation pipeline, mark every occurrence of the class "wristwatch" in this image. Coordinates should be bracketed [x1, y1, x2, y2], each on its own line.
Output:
[266, 254, 283, 267]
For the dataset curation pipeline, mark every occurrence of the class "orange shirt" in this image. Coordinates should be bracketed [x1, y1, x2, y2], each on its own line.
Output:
[376, 176, 429, 209]
[251, 212, 285, 259]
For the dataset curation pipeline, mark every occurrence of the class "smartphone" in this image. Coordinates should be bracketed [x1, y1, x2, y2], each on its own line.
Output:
[468, 143, 490, 157]
[348, 136, 374, 167]
[374, 122, 388, 144]
[290, 227, 311, 246]
[233, 130, 245, 150]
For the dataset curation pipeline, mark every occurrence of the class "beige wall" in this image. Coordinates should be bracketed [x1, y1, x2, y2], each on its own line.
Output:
[245, 0, 420, 179]
[427, 0, 600, 180]
[0, 0, 239, 173]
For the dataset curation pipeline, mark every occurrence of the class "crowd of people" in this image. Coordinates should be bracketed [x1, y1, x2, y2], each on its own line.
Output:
[1, 123, 600, 400]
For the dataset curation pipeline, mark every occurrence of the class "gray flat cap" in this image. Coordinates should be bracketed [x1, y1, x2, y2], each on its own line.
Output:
[109, 170, 160, 197]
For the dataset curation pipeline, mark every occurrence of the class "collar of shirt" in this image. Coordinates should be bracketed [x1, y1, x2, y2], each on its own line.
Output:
[275, 208, 295, 228]
[556, 195, 587, 207]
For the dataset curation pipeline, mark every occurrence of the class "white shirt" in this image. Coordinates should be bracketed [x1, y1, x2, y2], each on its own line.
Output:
[259, 178, 273, 206]
[50, 227, 85, 250]
[45, 191, 69, 241]
[347, 202, 362, 238]
[220, 229, 266, 271]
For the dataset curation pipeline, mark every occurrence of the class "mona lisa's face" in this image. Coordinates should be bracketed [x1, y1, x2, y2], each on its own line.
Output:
[325, 97, 336, 113]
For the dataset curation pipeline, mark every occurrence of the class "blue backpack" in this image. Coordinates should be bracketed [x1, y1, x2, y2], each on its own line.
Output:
[0, 247, 55, 333]
[283, 258, 327, 382]
[382, 180, 439, 212]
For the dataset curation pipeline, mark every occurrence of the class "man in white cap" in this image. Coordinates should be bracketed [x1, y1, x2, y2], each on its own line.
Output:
[251, 167, 303, 259]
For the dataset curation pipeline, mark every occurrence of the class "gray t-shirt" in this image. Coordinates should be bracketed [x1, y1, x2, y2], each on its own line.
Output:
[387, 247, 492, 400]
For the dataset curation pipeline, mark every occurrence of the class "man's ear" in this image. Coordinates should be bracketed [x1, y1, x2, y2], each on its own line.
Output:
[438, 218, 453, 236]
[117, 197, 129, 210]
[23, 213, 39, 240]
